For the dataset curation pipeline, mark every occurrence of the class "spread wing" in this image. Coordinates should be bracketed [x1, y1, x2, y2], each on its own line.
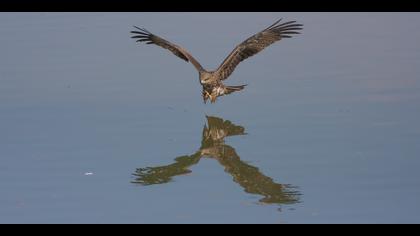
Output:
[216, 19, 303, 81]
[131, 26, 204, 72]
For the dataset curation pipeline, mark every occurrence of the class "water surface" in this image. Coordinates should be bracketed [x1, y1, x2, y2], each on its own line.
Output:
[1, 13, 420, 223]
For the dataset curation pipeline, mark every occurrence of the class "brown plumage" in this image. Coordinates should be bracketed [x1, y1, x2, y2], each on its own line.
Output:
[132, 115, 300, 204]
[131, 18, 303, 103]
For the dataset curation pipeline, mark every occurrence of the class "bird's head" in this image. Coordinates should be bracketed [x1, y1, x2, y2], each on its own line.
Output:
[200, 72, 213, 84]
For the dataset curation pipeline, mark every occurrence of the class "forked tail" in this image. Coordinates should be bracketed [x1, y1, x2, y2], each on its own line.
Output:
[225, 84, 247, 95]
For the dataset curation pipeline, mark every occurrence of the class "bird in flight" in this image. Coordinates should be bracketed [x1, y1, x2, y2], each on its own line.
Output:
[131, 18, 303, 103]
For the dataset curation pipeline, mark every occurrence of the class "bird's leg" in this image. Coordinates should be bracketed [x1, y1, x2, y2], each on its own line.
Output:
[205, 90, 215, 103]
[203, 89, 211, 104]
[210, 94, 217, 103]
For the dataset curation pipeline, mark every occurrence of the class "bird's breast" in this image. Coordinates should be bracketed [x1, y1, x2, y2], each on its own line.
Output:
[215, 86, 225, 95]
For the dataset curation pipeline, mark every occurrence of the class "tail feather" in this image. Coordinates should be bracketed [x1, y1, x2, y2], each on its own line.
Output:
[225, 84, 247, 95]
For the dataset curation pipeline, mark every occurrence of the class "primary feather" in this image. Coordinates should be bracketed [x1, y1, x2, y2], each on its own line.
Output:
[131, 26, 204, 72]
[131, 18, 303, 103]
[216, 19, 303, 80]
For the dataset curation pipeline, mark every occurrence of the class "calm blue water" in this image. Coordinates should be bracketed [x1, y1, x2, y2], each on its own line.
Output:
[1, 12, 420, 223]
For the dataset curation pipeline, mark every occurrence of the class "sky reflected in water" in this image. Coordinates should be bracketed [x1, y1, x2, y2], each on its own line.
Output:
[1, 12, 420, 223]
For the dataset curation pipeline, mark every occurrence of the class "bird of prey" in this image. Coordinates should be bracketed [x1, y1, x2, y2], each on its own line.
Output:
[131, 18, 303, 103]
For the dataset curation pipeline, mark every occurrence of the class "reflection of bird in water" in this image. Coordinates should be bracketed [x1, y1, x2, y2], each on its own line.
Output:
[131, 19, 303, 103]
[132, 116, 300, 205]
